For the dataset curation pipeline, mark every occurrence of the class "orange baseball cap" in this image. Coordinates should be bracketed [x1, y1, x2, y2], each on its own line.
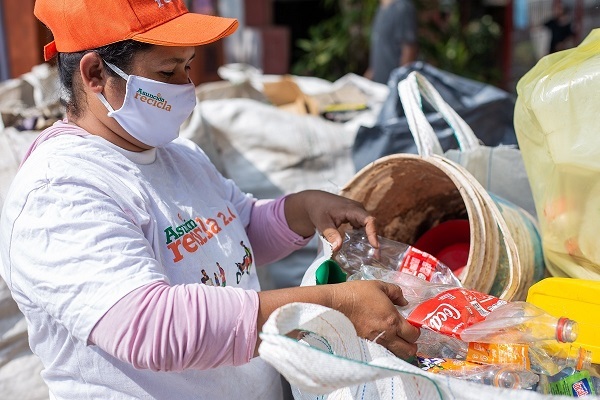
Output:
[34, 0, 239, 61]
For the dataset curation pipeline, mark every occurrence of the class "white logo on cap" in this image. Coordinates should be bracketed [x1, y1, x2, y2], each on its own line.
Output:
[155, 0, 172, 8]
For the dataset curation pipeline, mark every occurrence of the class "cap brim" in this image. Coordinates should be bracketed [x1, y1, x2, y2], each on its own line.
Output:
[133, 12, 238, 47]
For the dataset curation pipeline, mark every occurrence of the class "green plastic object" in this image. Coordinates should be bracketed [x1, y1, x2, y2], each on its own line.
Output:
[315, 260, 347, 285]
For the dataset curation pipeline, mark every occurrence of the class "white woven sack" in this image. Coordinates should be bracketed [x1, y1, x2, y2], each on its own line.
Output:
[401, 71, 536, 217]
[191, 98, 357, 200]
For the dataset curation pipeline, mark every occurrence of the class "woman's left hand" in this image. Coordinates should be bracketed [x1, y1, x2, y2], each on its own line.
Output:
[284, 190, 378, 251]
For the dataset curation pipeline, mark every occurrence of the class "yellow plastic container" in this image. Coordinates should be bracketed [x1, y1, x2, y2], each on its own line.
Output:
[526, 277, 600, 363]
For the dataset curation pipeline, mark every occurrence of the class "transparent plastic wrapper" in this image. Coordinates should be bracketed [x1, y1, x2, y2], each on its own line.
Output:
[417, 356, 539, 390]
[354, 266, 578, 345]
[416, 328, 469, 360]
[514, 29, 600, 280]
[335, 229, 462, 286]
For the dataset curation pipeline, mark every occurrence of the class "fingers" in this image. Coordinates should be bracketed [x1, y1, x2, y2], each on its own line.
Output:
[369, 319, 420, 360]
[300, 191, 377, 251]
[362, 216, 379, 249]
[342, 205, 378, 245]
[322, 227, 343, 251]
[346, 281, 420, 359]
[322, 213, 378, 252]
[397, 318, 421, 343]
[383, 336, 419, 360]
[381, 281, 408, 307]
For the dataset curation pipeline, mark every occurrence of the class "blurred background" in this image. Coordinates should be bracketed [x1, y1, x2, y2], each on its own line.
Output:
[2, 0, 600, 92]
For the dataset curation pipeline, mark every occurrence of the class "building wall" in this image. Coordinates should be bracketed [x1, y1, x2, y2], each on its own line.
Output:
[2, 0, 44, 79]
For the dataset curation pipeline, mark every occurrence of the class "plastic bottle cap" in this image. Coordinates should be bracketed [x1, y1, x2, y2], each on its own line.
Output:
[413, 220, 470, 272]
[557, 317, 578, 343]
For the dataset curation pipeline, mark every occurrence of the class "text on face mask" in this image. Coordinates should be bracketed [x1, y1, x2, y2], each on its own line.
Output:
[134, 88, 172, 111]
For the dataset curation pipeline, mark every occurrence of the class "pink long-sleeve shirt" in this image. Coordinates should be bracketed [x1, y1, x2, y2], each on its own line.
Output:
[89, 195, 311, 371]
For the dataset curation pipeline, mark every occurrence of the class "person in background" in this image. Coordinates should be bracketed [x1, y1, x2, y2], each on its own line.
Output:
[365, 0, 419, 84]
[544, 2, 576, 54]
[0, 1, 420, 399]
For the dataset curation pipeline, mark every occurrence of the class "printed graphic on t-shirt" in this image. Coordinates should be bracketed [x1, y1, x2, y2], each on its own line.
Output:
[217, 262, 227, 287]
[164, 206, 257, 288]
[200, 269, 214, 285]
[164, 207, 238, 263]
[235, 241, 253, 284]
[198, 242, 255, 286]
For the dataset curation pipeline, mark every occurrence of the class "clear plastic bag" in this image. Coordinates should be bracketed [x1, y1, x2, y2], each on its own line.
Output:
[514, 29, 600, 279]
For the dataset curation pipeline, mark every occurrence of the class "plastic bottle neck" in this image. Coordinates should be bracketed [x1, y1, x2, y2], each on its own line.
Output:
[573, 347, 592, 371]
[556, 317, 578, 343]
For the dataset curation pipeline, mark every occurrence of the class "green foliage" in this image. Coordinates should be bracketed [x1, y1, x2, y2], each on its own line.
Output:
[418, 4, 503, 85]
[291, 0, 379, 81]
[291, 0, 503, 85]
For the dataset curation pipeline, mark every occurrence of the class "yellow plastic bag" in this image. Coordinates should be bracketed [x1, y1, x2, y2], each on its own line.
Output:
[514, 29, 600, 280]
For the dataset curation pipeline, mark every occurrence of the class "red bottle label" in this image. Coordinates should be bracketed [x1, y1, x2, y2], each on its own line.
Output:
[407, 288, 507, 339]
[399, 246, 441, 281]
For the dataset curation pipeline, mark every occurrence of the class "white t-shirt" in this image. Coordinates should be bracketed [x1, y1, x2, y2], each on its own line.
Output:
[0, 133, 282, 399]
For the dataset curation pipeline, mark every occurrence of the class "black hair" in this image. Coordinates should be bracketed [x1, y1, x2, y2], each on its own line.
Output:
[57, 40, 153, 118]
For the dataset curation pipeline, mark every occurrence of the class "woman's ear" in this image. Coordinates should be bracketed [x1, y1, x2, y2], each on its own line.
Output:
[79, 53, 108, 94]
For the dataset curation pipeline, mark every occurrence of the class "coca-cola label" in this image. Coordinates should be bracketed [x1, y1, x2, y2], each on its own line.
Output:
[399, 246, 441, 281]
[407, 288, 507, 339]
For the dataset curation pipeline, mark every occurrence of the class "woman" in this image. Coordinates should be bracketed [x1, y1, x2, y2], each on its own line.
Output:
[0, 1, 420, 399]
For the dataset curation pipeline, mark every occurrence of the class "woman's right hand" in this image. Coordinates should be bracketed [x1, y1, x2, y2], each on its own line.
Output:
[328, 280, 420, 359]
[257, 280, 420, 360]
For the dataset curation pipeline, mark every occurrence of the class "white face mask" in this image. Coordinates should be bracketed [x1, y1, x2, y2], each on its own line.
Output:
[97, 60, 196, 148]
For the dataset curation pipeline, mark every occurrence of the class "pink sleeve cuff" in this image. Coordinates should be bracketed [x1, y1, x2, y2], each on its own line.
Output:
[247, 196, 313, 266]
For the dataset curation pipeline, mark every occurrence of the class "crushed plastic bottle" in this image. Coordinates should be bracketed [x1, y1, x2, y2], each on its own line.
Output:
[528, 343, 593, 376]
[417, 329, 592, 377]
[417, 330, 596, 379]
[335, 229, 462, 286]
[354, 265, 579, 345]
[464, 341, 593, 377]
[417, 356, 539, 389]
